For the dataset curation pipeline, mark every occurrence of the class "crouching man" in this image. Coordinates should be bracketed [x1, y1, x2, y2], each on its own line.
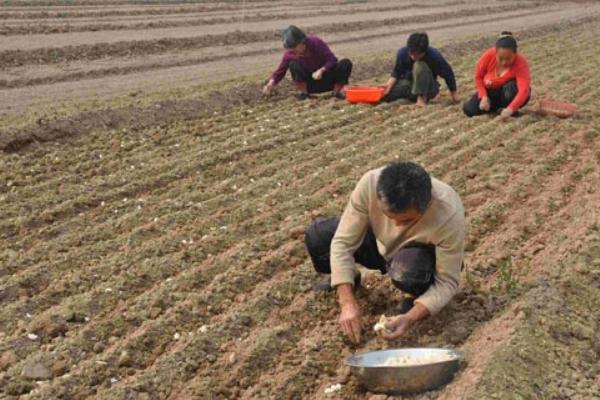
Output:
[304, 161, 464, 343]
[383, 32, 458, 106]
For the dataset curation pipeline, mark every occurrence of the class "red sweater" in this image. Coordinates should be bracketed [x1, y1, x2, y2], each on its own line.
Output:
[474, 48, 531, 112]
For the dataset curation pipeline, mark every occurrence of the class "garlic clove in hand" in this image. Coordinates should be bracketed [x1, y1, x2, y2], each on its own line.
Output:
[373, 314, 392, 335]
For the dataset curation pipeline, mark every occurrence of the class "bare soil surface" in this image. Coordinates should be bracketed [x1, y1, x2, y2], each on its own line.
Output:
[0, 6, 556, 87]
[0, 1, 599, 399]
[0, 4, 506, 52]
[0, 1, 598, 121]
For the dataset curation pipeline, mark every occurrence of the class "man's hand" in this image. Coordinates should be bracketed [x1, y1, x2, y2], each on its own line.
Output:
[337, 283, 361, 344]
[381, 302, 430, 341]
[340, 301, 362, 344]
[262, 79, 275, 96]
[381, 314, 415, 340]
[498, 107, 513, 121]
[479, 96, 491, 111]
[450, 91, 459, 104]
[312, 68, 325, 81]
[383, 77, 397, 97]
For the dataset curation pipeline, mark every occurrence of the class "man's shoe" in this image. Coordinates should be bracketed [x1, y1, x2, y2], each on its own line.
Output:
[312, 272, 362, 292]
[312, 275, 333, 292]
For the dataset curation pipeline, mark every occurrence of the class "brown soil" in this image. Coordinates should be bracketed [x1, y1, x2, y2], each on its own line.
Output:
[1, 12, 597, 153]
[0, 2, 599, 399]
[0, 4, 538, 57]
[0, 6, 555, 89]
[0, 1, 465, 32]
[1, 1, 597, 121]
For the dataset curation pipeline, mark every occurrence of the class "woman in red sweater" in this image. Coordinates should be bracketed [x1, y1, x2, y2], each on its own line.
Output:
[463, 32, 531, 120]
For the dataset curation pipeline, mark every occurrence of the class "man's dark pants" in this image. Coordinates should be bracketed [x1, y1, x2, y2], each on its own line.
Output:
[383, 61, 440, 103]
[289, 59, 353, 94]
[304, 217, 435, 297]
[463, 80, 530, 117]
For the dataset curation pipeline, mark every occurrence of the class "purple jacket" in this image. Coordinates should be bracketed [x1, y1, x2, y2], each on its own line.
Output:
[270, 35, 338, 84]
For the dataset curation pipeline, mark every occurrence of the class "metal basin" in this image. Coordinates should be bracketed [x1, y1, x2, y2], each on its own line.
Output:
[345, 348, 464, 394]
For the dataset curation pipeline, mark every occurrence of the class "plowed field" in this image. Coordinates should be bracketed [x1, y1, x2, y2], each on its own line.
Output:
[1, 1, 599, 400]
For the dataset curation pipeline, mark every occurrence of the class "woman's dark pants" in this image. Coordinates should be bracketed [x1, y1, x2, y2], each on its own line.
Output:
[463, 80, 530, 117]
[289, 59, 353, 93]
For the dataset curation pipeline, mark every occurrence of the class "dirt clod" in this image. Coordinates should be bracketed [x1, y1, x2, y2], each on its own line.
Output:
[28, 315, 68, 339]
[0, 285, 18, 302]
[367, 395, 388, 400]
[446, 325, 471, 345]
[51, 359, 69, 377]
[117, 351, 132, 367]
[63, 309, 87, 323]
[148, 307, 162, 319]
[570, 323, 594, 340]
[4, 379, 35, 396]
[93, 342, 106, 353]
[0, 350, 18, 371]
[289, 226, 305, 239]
[21, 360, 52, 380]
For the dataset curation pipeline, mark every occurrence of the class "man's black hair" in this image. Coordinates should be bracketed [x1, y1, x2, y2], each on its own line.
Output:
[376, 161, 432, 213]
[496, 31, 517, 52]
[407, 32, 429, 54]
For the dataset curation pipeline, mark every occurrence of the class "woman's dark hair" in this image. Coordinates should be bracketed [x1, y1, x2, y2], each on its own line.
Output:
[496, 31, 517, 52]
[376, 161, 432, 214]
[407, 32, 429, 54]
[282, 25, 307, 49]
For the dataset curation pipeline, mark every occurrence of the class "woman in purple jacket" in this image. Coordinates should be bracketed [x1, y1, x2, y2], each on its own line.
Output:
[263, 26, 353, 100]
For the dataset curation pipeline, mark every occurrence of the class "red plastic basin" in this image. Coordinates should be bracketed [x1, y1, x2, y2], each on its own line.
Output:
[345, 86, 385, 104]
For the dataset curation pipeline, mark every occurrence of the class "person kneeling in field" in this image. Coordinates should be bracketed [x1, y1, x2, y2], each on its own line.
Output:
[463, 32, 531, 120]
[383, 32, 459, 106]
[263, 25, 353, 100]
[304, 161, 465, 343]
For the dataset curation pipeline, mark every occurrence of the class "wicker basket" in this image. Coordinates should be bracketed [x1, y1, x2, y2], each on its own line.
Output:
[539, 99, 576, 118]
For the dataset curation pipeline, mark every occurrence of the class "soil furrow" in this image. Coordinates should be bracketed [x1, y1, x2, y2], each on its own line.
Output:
[0, 1, 472, 35]
[0, 4, 547, 68]
[4, 13, 596, 154]
[2, 11, 599, 400]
